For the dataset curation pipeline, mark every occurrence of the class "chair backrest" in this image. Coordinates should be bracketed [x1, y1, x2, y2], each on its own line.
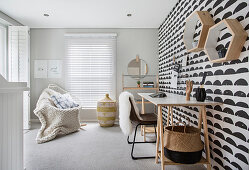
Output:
[48, 84, 67, 94]
[129, 98, 140, 122]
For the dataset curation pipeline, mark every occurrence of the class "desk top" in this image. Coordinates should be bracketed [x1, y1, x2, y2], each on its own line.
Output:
[138, 93, 222, 106]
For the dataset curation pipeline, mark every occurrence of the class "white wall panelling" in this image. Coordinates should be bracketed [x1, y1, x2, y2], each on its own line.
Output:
[0, 75, 28, 170]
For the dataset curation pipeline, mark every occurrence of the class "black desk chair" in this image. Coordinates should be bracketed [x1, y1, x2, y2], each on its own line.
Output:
[127, 98, 157, 160]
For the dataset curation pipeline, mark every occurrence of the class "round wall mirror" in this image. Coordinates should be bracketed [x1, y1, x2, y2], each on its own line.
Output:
[127, 57, 148, 78]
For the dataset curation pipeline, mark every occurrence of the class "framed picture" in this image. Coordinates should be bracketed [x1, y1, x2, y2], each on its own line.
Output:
[34, 60, 47, 78]
[48, 60, 62, 78]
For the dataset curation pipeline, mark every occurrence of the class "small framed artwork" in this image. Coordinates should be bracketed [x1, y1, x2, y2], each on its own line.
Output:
[34, 60, 47, 78]
[48, 60, 62, 78]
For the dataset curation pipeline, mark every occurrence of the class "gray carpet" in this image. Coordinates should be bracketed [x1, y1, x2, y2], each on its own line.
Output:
[24, 123, 205, 170]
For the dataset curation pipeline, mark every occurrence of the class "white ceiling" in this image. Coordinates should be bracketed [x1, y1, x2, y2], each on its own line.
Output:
[0, 0, 177, 28]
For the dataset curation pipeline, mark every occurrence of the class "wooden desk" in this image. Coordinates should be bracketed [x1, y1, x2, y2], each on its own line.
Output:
[138, 93, 222, 170]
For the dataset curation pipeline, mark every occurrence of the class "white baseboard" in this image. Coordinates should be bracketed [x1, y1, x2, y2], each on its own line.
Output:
[82, 119, 119, 122]
[30, 119, 119, 123]
[30, 118, 98, 123]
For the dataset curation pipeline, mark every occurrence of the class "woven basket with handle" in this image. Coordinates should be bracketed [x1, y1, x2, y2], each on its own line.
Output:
[163, 120, 204, 164]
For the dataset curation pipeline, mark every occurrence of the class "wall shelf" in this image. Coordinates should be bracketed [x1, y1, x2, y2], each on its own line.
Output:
[204, 19, 248, 63]
[183, 11, 215, 52]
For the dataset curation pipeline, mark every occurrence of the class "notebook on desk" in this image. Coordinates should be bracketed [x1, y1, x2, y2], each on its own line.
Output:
[149, 92, 167, 98]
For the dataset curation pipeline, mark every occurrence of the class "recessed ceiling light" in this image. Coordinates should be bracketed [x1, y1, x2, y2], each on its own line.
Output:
[43, 14, 49, 17]
[127, 14, 132, 17]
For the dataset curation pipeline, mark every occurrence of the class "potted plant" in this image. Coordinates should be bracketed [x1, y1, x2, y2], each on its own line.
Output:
[137, 80, 141, 88]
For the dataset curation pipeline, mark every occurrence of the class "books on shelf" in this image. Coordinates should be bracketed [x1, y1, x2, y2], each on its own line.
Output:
[143, 81, 154, 88]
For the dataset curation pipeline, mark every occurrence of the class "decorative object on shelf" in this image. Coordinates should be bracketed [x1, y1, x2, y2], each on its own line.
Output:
[127, 55, 148, 79]
[97, 94, 116, 127]
[183, 11, 215, 52]
[122, 74, 158, 91]
[192, 40, 198, 48]
[137, 80, 141, 87]
[164, 119, 204, 164]
[186, 80, 193, 101]
[143, 81, 154, 88]
[195, 72, 207, 102]
[204, 19, 248, 63]
[217, 47, 227, 59]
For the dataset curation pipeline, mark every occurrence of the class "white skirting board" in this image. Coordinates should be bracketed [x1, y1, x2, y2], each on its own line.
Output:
[31, 119, 120, 123]
[0, 92, 23, 170]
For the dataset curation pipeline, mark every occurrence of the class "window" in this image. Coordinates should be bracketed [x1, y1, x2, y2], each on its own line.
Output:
[8, 26, 29, 83]
[0, 24, 7, 79]
[65, 34, 117, 108]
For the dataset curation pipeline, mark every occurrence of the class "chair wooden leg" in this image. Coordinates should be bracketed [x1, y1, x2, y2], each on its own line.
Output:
[153, 124, 157, 139]
[144, 126, 146, 142]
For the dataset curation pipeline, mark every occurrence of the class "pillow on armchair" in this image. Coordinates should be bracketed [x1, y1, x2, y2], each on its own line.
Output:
[51, 92, 79, 109]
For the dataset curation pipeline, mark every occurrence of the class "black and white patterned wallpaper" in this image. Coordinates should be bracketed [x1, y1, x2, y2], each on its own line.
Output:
[158, 0, 249, 169]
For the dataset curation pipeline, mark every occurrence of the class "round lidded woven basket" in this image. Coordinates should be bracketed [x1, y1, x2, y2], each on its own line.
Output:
[164, 125, 204, 164]
[97, 94, 116, 127]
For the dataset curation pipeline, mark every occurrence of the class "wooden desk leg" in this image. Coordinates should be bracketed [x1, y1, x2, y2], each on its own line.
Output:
[198, 107, 203, 129]
[141, 98, 145, 136]
[155, 110, 160, 164]
[201, 106, 211, 170]
[166, 106, 171, 126]
[170, 106, 173, 125]
[159, 105, 165, 170]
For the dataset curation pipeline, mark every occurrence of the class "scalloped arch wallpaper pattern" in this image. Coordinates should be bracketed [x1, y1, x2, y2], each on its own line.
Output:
[158, 0, 249, 169]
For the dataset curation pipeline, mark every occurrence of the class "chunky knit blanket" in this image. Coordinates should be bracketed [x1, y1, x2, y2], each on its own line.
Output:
[34, 85, 80, 144]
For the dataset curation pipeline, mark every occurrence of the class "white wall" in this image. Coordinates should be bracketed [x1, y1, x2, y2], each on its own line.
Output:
[30, 28, 158, 120]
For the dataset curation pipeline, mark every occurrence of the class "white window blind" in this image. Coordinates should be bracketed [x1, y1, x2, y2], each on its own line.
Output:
[8, 26, 30, 83]
[65, 34, 117, 108]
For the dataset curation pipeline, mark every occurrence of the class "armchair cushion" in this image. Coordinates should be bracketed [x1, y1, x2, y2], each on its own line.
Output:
[51, 93, 79, 109]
